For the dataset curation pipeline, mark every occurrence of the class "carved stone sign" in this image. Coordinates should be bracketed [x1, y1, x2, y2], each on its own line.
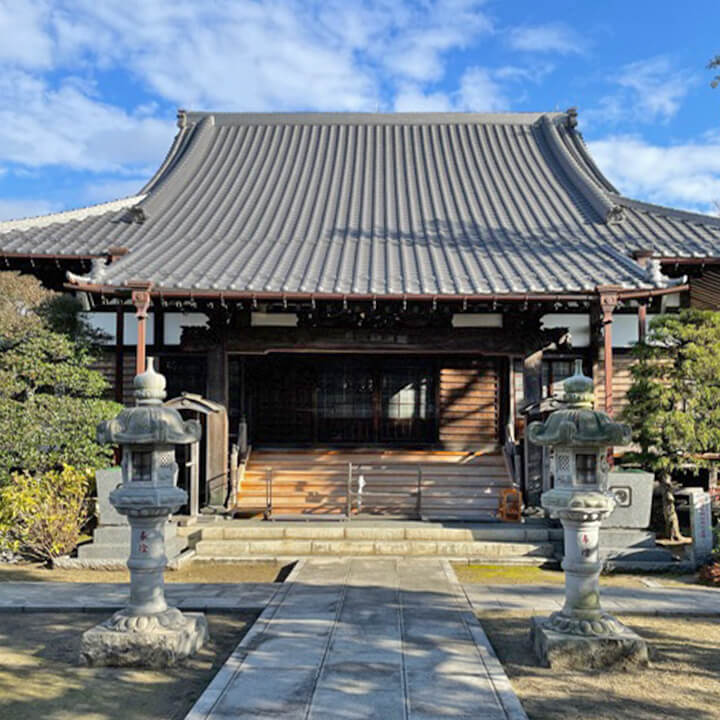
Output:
[681, 488, 713, 565]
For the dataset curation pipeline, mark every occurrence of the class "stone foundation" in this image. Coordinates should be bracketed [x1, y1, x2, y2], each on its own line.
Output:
[80, 608, 208, 668]
[530, 615, 648, 670]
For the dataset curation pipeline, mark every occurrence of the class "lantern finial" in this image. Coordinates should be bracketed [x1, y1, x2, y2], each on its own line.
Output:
[134, 356, 166, 405]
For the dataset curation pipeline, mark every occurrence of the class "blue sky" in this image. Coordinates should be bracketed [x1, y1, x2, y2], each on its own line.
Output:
[0, 0, 719, 221]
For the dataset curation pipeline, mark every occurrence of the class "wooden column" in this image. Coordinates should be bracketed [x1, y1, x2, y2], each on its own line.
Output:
[129, 281, 153, 376]
[598, 288, 619, 417]
[638, 302, 647, 344]
[206, 344, 228, 407]
[523, 348, 544, 507]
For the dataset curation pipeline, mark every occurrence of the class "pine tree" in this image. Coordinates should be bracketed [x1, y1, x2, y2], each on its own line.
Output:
[622, 310, 720, 540]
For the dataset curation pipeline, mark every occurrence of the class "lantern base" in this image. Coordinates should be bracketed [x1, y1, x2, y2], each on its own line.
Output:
[530, 615, 648, 670]
[80, 608, 208, 667]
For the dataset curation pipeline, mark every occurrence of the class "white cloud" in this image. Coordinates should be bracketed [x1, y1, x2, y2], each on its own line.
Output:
[587, 56, 694, 127]
[0, 71, 173, 172]
[589, 134, 720, 213]
[0, 0, 54, 69]
[394, 85, 453, 112]
[394, 66, 510, 113]
[507, 23, 583, 55]
[0, 197, 62, 222]
[458, 67, 508, 111]
[82, 178, 148, 203]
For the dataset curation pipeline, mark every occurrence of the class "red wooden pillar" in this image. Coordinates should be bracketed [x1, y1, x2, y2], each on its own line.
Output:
[638, 302, 647, 344]
[128, 281, 153, 377]
[598, 288, 619, 417]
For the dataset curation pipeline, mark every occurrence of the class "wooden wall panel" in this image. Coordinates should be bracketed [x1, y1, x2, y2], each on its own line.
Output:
[438, 358, 499, 450]
[593, 352, 634, 415]
[690, 268, 720, 310]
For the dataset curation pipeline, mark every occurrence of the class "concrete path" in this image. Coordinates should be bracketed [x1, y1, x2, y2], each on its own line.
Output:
[185, 558, 527, 720]
[0, 582, 278, 612]
[464, 582, 720, 615]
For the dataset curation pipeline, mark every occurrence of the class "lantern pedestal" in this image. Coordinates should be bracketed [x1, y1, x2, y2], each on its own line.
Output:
[530, 615, 647, 670]
[530, 490, 648, 669]
[80, 610, 208, 668]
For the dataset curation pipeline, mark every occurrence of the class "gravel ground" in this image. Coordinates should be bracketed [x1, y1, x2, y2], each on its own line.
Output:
[0, 611, 258, 720]
[482, 611, 720, 720]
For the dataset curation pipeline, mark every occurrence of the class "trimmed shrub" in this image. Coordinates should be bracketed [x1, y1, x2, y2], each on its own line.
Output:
[0, 464, 93, 562]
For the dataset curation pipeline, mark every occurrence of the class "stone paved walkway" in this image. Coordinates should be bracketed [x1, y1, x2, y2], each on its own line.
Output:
[464, 582, 720, 615]
[185, 558, 527, 720]
[0, 582, 278, 612]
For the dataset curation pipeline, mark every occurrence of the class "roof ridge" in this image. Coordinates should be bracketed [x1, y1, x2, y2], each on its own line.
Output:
[539, 114, 624, 225]
[183, 110, 568, 127]
[0, 194, 146, 235]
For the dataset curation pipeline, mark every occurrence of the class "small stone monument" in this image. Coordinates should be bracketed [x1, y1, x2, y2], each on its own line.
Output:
[80, 358, 208, 667]
[528, 360, 649, 669]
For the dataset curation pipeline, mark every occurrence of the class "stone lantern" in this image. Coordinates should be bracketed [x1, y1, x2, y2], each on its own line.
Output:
[527, 360, 648, 669]
[80, 358, 208, 667]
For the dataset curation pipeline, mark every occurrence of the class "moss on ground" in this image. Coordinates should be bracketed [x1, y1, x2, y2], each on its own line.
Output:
[0, 561, 290, 584]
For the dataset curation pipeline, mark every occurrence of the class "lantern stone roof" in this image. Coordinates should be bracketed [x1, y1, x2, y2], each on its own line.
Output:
[4, 109, 720, 298]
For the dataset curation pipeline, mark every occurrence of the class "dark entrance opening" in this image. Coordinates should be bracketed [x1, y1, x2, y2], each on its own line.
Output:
[233, 354, 438, 446]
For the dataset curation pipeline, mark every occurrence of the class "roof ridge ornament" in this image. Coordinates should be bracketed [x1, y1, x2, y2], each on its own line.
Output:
[566, 107, 578, 129]
[177, 109, 187, 129]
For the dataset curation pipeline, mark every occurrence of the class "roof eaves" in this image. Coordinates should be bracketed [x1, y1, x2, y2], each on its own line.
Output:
[0, 194, 147, 236]
[613, 195, 720, 230]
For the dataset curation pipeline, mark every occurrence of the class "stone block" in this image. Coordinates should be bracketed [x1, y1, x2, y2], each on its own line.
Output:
[195, 540, 250, 556]
[246, 539, 313, 555]
[603, 471, 654, 529]
[374, 541, 411, 555]
[345, 527, 406, 541]
[223, 526, 285, 540]
[95, 468, 125, 526]
[312, 540, 376, 555]
[80, 610, 208, 667]
[286, 526, 345, 540]
[530, 615, 648, 669]
[405, 527, 471, 541]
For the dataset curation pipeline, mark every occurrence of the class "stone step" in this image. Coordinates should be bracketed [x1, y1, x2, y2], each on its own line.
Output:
[193, 538, 555, 558]
[187, 523, 554, 542]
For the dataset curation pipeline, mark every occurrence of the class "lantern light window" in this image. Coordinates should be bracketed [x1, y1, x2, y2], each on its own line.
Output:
[576, 453, 597, 484]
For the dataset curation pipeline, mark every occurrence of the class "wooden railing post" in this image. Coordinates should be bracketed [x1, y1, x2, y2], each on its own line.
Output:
[416, 465, 423, 519]
[265, 466, 273, 520]
[347, 462, 353, 519]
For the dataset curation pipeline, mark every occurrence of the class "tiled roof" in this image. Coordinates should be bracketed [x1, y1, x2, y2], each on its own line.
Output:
[4, 110, 720, 296]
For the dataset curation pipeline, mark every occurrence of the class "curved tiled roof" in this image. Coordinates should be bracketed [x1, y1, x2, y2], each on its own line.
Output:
[4, 110, 720, 296]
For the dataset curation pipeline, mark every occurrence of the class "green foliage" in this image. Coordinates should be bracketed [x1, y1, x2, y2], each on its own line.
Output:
[0, 272, 121, 484]
[710, 54, 720, 89]
[621, 310, 720, 472]
[0, 465, 93, 561]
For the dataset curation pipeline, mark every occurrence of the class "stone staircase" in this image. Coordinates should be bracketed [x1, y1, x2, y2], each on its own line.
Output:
[179, 521, 559, 564]
[235, 449, 515, 520]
